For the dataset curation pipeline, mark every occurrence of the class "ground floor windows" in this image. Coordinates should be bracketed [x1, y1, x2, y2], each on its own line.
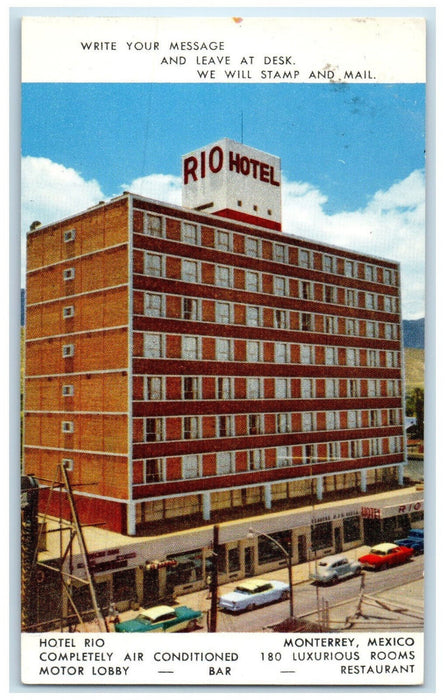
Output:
[257, 530, 292, 565]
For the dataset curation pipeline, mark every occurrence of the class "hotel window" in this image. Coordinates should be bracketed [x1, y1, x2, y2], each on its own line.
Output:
[324, 315, 338, 334]
[300, 345, 314, 365]
[346, 318, 358, 336]
[144, 214, 163, 237]
[63, 228, 76, 243]
[183, 296, 200, 321]
[182, 259, 199, 283]
[182, 335, 201, 360]
[327, 442, 340, 461]
[248, 414, 261, 436]
[273, 243, 287, 263]
[218, 415, 233, 438]
[346, 288, 358, 307]
[347, 410, 359, 428]
[61, 421, 74, 433]
[370, 409, 381, 427]
[274, 275, 287, 296]
[323, 254, 336, 273]
[145, 417, 164, 442]
[216, 229, 232, 251]
[303, 444, 316, 464]
[365, 293, 375, 310]
[215, 264, 232, 287]
[276, 445, 292, 467]
[215, 301, 231, 324]
[301, 312, 313, 331]
[216, 451, 234, 475]
[387, 380, 395, 397]
[246, 305, 261, 326]
[275, 377, 290, 398]
[348, 379, 360, 398]
[368, 379, 378, 397]
[325, 378, 339, 398]
[349, 440, 362, 458]
[183, 376, 201, 400]
[300, 280, 313, 300]
[144, 293, 163, 317]
[245, 236, 261, 258]
[344, 260, 358, 278]
[63, 305, 75, 319]
[324, 285, 336, 303]
[302, 412, 314, 432]
[276, 413, 291, 434]
[63, 267, 75, 281]
[346, 347, 360, 366]
[144, 333, 163, 358]
[325, 346, 337, 366]
[301, 378, 314, 399]
[384, 296, 394, 312]
[62, 384, 74, 396]
[366, 320, 377, 338]
[384, 268, 396, 286]
[326, 411, 339, 430]
[144, 458, 163, 483]
[246, 271, 260, 292]
[181, 221, 199, 245]
[144, 252, 163, 277]
[144, 376, 164, 401]
[274, 309, 289, 329]
[248, 449, 263, 470]
[247, 340, 262, 363]
[217, 376, 233, 400]
[386, 351, 394, 368]
[247, 377, 262, 399]
[365, 264, 376, 282]
[215, 337, 233, 361]
[183, 416, 201, 439]
[275, 342, 290, 363]
[62, 344, 74, 358]
[182, 454, 201, 479]
[299, 249, 312, 269]
[367, 349, 379, 367]
[385, 323, 396, 340]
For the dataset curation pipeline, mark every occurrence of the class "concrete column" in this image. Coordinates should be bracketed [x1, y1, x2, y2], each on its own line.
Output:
[202, 491, 211, 521]
[316, 475, 323, 501]
[398, 463, 404, 486]
[127, 502, 136, 536]
[264, 483, 272, 509]
[360, 469, 367, 493]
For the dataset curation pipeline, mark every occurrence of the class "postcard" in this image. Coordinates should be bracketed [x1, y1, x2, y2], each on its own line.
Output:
[18, 10, 428, 688]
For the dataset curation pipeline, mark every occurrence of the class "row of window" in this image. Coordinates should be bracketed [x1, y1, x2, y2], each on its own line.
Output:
[141, 409, 403, 443]
[143, 252, 399, 309]
[142, 291, 399, 338]
[133, 213, 398, 286]
[133, 436, 404, 484]
[140, 375, 402, 401]
[141, 332, 400, 367]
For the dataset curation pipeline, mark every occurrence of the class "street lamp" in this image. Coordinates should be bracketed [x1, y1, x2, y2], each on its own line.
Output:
[247, 527, 294, 619]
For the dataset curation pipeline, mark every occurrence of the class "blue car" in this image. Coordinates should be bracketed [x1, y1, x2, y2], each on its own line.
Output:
[115, 604, 202, 633]
[395, 528, 424, 554]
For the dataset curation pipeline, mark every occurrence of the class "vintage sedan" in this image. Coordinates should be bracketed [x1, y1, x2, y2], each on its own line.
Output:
[395, 528, 424, 554]
[219, 579, 289, 613]
[310, 554, 362, 585]
[115, 604, 202, 633]
[359, 542, 414, 571]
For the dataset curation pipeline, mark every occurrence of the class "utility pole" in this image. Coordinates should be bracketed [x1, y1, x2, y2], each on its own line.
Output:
[209, 524, 219, 633]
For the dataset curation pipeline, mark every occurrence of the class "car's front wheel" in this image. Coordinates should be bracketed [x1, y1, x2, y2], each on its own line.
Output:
[186, 619, 198, 632]
[281, 590, 290, 600]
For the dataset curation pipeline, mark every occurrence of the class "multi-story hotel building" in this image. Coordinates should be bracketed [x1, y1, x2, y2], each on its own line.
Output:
[24, 138, 406, 546]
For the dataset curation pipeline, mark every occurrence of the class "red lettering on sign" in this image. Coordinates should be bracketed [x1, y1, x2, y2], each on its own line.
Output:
[183, 156, 198, 184]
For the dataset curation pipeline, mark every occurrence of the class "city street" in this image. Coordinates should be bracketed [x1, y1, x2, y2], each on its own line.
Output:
[196, 555, 424, 633]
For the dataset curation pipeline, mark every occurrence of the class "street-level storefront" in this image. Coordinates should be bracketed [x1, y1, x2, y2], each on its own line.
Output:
[32, 487, 424, 628]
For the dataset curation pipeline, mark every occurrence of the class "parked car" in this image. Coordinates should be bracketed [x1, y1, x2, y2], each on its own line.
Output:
[310, 554, 362, 585]
[359, 542, 414, 571]
[395, 528, 424, 554]
[115, 604, 202, 633]
[219, 579, 289, 613]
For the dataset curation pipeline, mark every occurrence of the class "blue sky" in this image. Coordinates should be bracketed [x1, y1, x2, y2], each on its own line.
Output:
[21, 82, 425, 317]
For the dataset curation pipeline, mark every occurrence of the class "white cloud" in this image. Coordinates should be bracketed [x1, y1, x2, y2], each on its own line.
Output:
[20, 156, 425, 318]
[282, 170, 425, 319]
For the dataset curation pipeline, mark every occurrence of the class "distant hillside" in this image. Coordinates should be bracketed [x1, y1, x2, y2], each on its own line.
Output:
[403, 318, 424, 349]
[404, 347, 424, 391]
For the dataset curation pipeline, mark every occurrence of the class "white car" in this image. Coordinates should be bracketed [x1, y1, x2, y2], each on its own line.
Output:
[310, 554, 362, 585]
[219, 579, 290, 613]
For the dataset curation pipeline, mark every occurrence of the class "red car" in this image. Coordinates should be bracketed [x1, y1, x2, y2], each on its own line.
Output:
[359, 542, 414, 571]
